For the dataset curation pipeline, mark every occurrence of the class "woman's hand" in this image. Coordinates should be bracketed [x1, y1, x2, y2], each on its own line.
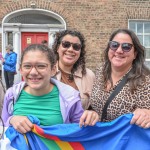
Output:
[1, 58, 5, 63]
[79, 110, 99, 127]
[10, 116, 33, 134]
[130, 108, 150, 128]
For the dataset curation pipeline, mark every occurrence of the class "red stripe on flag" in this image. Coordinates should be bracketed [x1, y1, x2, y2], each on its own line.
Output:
[34, 125, 60, 141]
[69, 142, 85, 150]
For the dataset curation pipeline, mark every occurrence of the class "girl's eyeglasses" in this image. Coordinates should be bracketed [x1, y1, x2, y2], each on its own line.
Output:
[21, 63, 49, 73]
[109, 41, 133, 52]
[61, 41, 82, 51]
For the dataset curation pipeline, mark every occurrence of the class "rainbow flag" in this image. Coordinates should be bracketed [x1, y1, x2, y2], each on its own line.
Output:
[2, 114, 150, 150]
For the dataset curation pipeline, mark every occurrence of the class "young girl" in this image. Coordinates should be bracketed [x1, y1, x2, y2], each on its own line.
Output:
[1, 44, 98, 134]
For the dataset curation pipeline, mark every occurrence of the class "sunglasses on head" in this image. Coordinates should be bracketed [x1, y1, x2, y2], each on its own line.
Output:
[109, 41, 133, 52]
[61, 41, 82, 51]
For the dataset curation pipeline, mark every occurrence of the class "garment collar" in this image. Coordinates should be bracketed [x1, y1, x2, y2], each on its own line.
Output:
[56, 61, 82, 78]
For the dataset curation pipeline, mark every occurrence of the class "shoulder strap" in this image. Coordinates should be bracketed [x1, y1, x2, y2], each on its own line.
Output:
[101, 71, 130, 122]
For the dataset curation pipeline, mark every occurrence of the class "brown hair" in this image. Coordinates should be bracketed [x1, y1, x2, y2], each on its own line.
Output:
[103, 28, 150, 93]
[21, 44, 56, 68]
[41, 40, 48, 45]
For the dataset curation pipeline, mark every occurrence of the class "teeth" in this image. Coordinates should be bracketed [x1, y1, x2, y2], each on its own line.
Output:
[65, 53, 75, 57]
[115, 56, 123, 58]
[68, 55, 74, 56]
[30, 78, 40, 81]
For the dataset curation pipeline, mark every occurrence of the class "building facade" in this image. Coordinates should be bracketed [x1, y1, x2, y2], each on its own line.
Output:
[0, 0, 150, 83]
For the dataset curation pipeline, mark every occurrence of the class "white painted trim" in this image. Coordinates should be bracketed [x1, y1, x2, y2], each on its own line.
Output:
[1, 8, 66, 84]
[2, 8, 66, 26]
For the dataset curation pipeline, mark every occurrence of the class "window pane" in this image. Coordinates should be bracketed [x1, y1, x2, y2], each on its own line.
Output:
[145, 60, 150, 69]
[7, 32, 13, 46]
[144, 35, 150, 47]
[145, 48, 150, 59]
[137, 35, 143, 45]
[128, 20, 150, 69]
[144, 22, 150, 33]
[137, 23, 143, 33]
[129, 22, 136, 32]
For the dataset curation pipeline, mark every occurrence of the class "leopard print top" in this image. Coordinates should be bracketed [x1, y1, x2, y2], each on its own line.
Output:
[90, 67, 150, 122]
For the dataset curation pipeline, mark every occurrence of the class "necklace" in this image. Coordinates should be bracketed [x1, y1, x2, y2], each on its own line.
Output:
[59, 66, 74, 81]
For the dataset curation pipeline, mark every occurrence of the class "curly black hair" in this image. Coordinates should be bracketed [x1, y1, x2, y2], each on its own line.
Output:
[52, 30, 86, 75]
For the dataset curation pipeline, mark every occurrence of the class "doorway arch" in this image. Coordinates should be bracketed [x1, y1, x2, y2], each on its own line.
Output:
[2, 8, 66, 83]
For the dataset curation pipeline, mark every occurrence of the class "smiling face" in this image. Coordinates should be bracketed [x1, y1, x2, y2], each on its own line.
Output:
[57, 34, 81, 69]
[108, 33, 137, 71]
[20, 50, 56, 95]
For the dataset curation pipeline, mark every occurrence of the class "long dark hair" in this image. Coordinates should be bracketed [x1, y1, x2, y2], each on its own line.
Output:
[52, 30, 86, 75]
[103, 29, 150, 93]
[21, 44, 56, 68]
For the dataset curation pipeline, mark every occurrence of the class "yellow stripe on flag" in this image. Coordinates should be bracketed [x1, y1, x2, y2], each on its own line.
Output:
[23, 134, 28, 145]
[56, 141, 73, 150]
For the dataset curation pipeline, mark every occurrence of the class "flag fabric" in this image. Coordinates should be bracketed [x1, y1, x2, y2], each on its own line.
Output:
[1, 114, 150, 150]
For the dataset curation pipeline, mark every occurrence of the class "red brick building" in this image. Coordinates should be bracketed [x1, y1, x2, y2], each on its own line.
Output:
[0, 0, 150, 82]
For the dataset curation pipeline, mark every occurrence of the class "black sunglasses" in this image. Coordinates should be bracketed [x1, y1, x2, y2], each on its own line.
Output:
[109, 41, 133, 52]
[61, 41, 82, 51]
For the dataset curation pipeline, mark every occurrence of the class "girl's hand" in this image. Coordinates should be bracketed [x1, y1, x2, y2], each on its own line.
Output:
[10, 116, 33, 134]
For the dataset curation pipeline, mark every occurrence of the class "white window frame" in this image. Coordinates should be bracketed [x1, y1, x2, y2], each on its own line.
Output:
[128, 20, 150, 64]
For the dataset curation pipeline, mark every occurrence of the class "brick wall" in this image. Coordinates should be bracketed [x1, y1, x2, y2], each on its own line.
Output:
[0, 0, 150, 71]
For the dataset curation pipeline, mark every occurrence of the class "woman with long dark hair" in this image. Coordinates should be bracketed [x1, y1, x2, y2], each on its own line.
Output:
[90, 29, 150, 128]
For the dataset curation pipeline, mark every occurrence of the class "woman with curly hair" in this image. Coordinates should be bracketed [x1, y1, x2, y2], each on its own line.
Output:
[53, 30, 95, 109]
